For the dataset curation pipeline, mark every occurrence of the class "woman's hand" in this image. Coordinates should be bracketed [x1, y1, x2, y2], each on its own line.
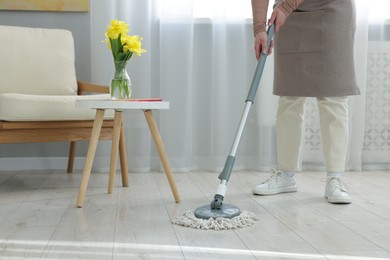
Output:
[269, 6, 288, 33]
[253, 5, 288, 60]
[254, 31, 274, 60]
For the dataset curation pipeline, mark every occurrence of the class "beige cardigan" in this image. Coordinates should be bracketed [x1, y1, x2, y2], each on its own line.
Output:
[251, 0, 360, 97]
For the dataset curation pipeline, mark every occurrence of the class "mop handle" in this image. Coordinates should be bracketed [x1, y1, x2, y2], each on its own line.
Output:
[217, 24, 275, 182]
[246, 24, 275, 103]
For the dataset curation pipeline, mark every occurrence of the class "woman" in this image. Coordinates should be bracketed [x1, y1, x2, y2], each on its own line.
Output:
[251, 0, 360, 203]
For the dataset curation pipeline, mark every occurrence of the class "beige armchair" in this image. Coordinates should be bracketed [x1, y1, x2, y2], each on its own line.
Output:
[0, 25, 125, 173]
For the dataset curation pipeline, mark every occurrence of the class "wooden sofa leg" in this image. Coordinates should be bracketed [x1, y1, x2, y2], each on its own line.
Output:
[67, 141, 76, 173]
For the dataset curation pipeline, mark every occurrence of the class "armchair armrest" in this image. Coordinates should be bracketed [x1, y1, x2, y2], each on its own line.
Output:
[77, 80, 110, 95]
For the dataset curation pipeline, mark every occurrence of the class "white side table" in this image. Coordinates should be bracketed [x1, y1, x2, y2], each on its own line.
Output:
[74, 99, 180, 207]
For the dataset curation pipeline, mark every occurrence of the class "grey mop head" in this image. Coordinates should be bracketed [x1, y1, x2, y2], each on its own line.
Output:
[172, 210, 258, 230]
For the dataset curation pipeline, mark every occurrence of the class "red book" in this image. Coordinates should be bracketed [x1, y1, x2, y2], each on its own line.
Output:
[124, 98, 163, 102]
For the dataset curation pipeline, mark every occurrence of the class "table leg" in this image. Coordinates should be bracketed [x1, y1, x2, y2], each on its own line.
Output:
[144, 110, 180, 203]
[108, 110, 123, 194]
[76, 109, 105, 208]
[119, 123, 129, 187]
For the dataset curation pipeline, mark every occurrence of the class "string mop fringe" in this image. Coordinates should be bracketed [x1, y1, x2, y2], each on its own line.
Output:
[172, 210, 258, 231]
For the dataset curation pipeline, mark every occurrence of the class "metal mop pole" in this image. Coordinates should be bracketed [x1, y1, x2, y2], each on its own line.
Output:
[213, 24, 274, 209]
[194, 24, 275, 219]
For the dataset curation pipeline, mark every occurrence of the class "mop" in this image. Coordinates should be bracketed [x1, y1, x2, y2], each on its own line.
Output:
[173, 24, 275, 230]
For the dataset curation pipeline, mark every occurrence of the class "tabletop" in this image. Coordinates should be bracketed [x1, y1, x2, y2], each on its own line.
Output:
[75, 99, 169, 110]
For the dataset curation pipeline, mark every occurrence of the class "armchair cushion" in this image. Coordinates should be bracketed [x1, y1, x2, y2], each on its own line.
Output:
[0, 93, 114, 121]
[0, 25, 77, 95]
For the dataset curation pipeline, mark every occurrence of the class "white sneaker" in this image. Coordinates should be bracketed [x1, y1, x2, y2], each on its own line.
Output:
[325, 177, 352, 204]
[252, 169, 297, 195]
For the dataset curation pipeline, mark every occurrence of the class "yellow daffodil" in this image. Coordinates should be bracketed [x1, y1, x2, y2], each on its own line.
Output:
[104, 19, 146, 62]
[106, 19, 129, 39]
[122, 35, 147, 56]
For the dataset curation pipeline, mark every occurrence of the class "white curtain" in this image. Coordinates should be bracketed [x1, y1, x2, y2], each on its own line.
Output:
[90, 0, 390, 173]
[359, 0, 390, 170]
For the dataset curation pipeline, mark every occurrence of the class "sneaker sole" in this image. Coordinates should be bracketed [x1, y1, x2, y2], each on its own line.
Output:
[325, 196, 352, 204]
[252, 186, 297, 196]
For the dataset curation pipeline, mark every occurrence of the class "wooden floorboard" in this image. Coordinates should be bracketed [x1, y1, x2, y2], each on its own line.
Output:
[0, 170, 389, 259]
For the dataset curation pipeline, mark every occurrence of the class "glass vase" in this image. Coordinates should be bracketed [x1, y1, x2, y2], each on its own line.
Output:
[110, 61, 132, 100]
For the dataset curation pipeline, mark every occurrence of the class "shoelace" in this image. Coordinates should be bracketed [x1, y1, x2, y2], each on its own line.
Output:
[327, 177, 348, 192]
[263, 169, 284, 184]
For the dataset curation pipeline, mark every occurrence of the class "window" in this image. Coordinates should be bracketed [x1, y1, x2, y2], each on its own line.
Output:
[367, 0, 390, 23]
[159, 0, 253, 20]
[193, 0, 252, 19]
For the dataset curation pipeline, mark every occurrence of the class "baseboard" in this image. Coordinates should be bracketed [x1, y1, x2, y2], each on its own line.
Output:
[0, 157, 81, 171]
[0, 157, 110, 172]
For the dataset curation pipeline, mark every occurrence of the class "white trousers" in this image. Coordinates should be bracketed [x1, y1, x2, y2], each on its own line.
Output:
[276, 96, 349, 173]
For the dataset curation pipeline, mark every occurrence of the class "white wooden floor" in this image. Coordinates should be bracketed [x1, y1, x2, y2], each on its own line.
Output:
[0, 169, 389, 260]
